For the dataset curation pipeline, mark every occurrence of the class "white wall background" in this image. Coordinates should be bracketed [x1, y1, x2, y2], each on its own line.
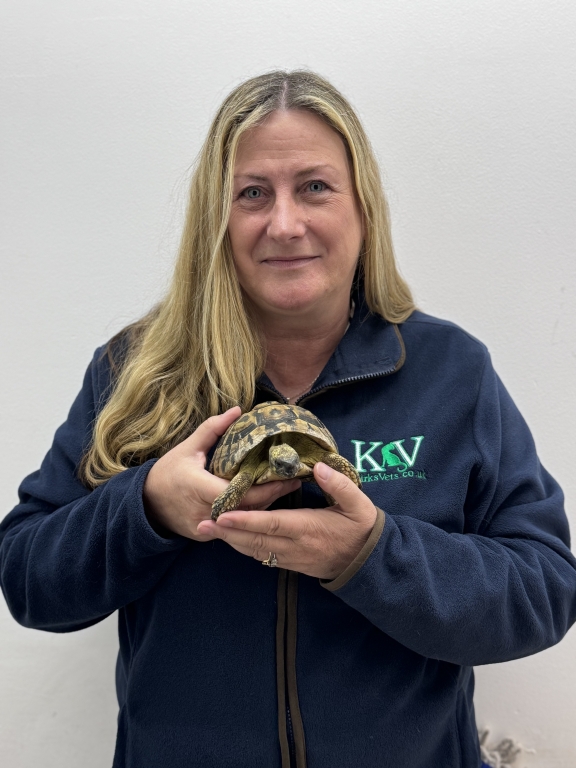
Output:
[1, 0, 575, 765]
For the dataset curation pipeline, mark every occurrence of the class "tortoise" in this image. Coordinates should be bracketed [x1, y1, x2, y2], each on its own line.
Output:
[209, 401, 361, 519]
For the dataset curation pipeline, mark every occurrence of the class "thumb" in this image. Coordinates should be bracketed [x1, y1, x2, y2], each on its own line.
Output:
[182, 406, 242, 460]
[314, 462, 375, 522]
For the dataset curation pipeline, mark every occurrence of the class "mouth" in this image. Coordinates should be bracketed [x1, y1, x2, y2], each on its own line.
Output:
[262, 256, 319, 269]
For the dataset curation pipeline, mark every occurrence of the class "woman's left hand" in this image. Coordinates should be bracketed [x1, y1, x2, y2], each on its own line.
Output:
[196, 462, 379, 580]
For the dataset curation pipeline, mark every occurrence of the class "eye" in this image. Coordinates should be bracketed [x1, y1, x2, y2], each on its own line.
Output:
[242, 187, 261, 199]
[308, 181, 326, 193]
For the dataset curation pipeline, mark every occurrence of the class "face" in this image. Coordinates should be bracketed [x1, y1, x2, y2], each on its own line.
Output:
[227, 109, 364, 322]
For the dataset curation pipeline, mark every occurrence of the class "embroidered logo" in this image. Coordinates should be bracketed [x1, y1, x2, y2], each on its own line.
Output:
[351, 437, 426, 483]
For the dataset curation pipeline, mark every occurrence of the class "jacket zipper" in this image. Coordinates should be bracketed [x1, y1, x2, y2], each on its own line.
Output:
[297, 368, 399, 405]
[262, 348, 405, 768]
[258, 367, 398, 408]
[258, 319, 406, 408]
[286, 705, 296, 766]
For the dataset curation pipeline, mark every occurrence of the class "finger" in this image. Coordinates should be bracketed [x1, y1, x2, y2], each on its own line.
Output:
[314, 462, 376, 522]
[210, 508, 309, 539]
[181, 407, 241, 459]
[192, 471, 234, 507]
[196, 471, 299, 518]
[240, 479, 301, 510]
[196, 520, 293, 562]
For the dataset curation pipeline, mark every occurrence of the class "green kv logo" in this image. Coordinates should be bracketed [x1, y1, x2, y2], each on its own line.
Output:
[351, 437, 425, 473]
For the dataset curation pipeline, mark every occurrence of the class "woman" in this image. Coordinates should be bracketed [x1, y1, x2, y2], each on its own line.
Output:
[1, 71, 575, 768]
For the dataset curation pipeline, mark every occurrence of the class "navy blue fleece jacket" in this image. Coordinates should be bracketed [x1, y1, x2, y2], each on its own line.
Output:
[1, 303, 576, 768]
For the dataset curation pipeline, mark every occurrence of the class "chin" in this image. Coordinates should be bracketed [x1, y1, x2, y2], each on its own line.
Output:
[263, 284, 326, 314]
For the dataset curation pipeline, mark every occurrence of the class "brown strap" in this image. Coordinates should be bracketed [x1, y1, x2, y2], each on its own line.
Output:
[276, 569, 291, 768]
[286, 571, 307, 768]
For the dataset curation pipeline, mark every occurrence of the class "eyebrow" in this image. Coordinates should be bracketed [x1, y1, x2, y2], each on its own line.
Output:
[233, 164, 339, 182]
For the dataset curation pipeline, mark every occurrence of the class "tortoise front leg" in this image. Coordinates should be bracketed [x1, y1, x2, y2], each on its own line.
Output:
[211, 469, 255, 520]
[317, 452, 362, 506]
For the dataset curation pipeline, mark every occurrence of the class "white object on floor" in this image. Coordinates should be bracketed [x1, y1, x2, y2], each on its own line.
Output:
[479, 728, 536, 768]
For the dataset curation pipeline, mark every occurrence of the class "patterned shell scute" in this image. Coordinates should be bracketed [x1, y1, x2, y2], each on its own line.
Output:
[210, 401, 337, 479]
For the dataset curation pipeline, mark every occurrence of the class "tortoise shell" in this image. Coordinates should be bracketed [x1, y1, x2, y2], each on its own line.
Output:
[210, 401, 337, 480]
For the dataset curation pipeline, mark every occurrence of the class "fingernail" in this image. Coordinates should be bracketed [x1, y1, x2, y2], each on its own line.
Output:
[217, 516, 234, 527]
[316, 462, 332, 481]
[197, 521, 212, 533]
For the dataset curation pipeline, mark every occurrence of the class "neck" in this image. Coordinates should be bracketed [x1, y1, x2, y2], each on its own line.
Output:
[258, 293, 352, 401]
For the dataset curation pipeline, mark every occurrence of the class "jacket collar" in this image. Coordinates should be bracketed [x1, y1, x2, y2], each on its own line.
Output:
[256, 286, 406, 400]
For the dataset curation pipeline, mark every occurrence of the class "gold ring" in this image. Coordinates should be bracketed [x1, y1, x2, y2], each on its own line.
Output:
[262, 552, 278, 567]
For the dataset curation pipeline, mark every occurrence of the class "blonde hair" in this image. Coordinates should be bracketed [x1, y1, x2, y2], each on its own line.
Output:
[82, 69, 415, 486]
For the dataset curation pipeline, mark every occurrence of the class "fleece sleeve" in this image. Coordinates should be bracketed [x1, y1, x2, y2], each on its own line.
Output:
[0, 348, 188, 632]
[323, 356, 576, 666]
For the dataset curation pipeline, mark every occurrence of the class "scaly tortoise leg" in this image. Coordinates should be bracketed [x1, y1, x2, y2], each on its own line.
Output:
[211, 469, 255, 520]
[317, 452, 362, 506]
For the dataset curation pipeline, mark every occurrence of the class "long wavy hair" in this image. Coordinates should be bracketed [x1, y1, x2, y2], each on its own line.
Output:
[81, 70, 415, 486]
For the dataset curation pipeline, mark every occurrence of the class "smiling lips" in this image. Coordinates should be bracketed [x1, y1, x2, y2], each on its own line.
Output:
[262, 256, 319, 269]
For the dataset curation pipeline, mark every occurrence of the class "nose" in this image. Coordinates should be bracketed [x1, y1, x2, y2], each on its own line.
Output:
[266, 193, 307, 242]
[273, 457, 300, 478]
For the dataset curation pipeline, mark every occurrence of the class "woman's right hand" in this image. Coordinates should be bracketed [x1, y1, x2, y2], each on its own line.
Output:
[142, 406, 300, 541]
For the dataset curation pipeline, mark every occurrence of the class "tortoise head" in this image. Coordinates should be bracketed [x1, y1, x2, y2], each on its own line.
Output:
[269, 444, 300, 479]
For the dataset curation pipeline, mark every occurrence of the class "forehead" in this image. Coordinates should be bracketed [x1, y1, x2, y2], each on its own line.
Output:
[233, 109, 350, 175]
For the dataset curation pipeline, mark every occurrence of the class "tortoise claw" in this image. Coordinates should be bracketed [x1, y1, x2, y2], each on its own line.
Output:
[211, 470, 254, 520]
